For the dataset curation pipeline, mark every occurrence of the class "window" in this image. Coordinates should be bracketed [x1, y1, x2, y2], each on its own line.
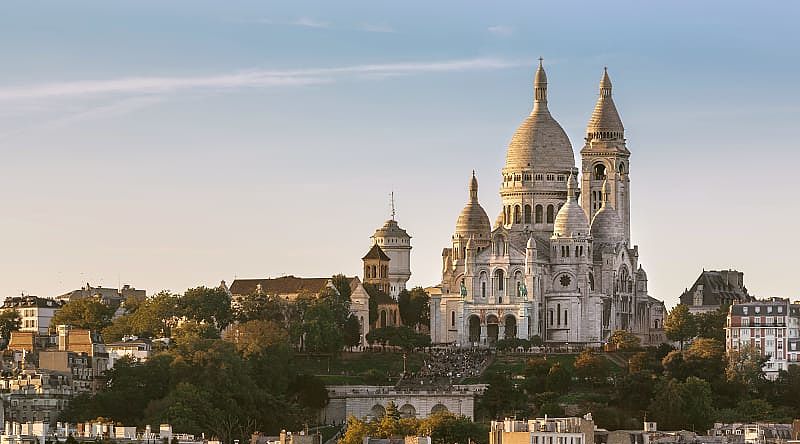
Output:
[451, 311, 456, 327]
[546, 205, 555, 223]
[524, 205, 532, 224]
[535, 205, 543, 223]
[495, 270, 505, 291]
[514, 205, 521, 224]
[594, 164, 606, 180]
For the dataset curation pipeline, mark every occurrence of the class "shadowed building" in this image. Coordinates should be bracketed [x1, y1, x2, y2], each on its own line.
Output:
[679, 269, 753, 313]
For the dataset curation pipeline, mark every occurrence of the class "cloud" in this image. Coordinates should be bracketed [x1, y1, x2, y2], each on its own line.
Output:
[253, 17, 330, 29]
[0, 57, 528, 102]
[487, 25, 514, 37]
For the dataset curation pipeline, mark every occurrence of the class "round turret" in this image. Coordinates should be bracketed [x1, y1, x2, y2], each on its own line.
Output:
[553, 172, 590, 238]
[455, 171, 491, 239]
[590, 180, 624, 244]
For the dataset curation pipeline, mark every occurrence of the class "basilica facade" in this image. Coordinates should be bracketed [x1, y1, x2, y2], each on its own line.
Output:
[429, 61, 666, 347]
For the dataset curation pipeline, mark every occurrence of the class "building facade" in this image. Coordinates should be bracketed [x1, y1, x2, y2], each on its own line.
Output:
[430, 62, 666, 347]
[489, 416, 595, 444]
[0, 297, 63, 336]
[370, 218, 412, 298]
[679, 270, 753, 314]
[725, 298, 800, 379]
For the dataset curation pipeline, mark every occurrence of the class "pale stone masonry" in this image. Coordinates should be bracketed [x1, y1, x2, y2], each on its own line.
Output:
[430, 61, 666, 347]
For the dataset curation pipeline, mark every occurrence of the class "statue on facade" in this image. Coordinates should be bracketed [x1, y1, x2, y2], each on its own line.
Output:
[519, 281, 528, 300]
[460, 280, 467, 299]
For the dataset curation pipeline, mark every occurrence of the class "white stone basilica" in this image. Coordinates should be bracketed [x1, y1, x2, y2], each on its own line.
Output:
[429, 61, 666, 347]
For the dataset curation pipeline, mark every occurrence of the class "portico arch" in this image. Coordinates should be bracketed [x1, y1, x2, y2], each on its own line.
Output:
[468, 315, 481, 343]
[399, 404, 417, 419]
[504, 315, 517, 339]
[371, 404, 386, 419]
[486, 314, 499, 344]
[431, 404, 449, 415]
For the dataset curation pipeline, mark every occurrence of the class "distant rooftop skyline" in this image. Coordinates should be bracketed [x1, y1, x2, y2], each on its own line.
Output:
[0, 1, 798, 306]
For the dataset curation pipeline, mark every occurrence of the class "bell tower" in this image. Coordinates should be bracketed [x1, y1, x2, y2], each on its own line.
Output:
[580, 68, 631, 243]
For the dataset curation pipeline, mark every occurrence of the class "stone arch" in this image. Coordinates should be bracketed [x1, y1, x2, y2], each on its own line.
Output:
[399, 403, 417, 419]
[486, 314, 499, 344]
[514, 205, 521, 224]
[431, 404, 449, 415]
[468, 315, 481, 343]
[594, 163, 607, 180]
[371, 404, 386, 419]
[504, 314, 517, 339]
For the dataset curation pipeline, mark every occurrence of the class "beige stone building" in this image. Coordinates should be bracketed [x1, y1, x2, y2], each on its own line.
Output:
[430, 61, 666, 347]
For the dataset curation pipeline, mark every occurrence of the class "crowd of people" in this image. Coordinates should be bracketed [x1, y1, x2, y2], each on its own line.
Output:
[396, 348, 492, 390]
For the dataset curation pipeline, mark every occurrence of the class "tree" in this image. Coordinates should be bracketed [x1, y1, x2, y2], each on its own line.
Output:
[664, 304, 696, 350]
[180, 286, 233, 331]
[419, 412, 489, 444]
[546, 362, 571, 392]
[303, 300, 344, 354]
[609, 330, 641, 350]
[574, 350, 608, 385]
[51, 298, 113, 331]
[477, 373, 528, 420]
[649, 377, 713, 431]
[726, 343, 767, 392]
[340, 416, 375, 444]
[398, 287, 430, 329]
[0, 310, 21, 345]
[694, 307, 727, 342]
[331, 274, 353, 302]
[343, 315, 362, 348]
[225, 319, 289, 357]
[524, 357, 550, 394]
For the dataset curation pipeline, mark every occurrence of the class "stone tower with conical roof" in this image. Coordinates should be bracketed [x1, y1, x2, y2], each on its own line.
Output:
[500, 59, 575, 245]
[580, 68, 631, 244]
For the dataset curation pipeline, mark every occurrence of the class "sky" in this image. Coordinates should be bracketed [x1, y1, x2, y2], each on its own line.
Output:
[0, 1, 798, 307]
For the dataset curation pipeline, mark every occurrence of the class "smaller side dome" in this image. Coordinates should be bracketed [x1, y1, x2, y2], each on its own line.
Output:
[527, 234, 537, 249]
[637, 265, 648, 280]
[590, 180, 624, 244]
[455, 171, 491, 238]
[553, 171, 589, 238]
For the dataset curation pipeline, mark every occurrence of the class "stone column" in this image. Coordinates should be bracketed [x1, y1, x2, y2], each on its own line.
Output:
[480, 324, 487, 346]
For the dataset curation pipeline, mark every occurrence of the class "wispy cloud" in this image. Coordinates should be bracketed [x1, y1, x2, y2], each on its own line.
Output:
[487, 25, 514, 37]
[253, 17, 330, 29]
[0, 57, 527, 102]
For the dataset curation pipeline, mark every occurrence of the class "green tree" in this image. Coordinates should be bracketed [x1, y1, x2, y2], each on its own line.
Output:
[303, 298, 344, 354]
[418, 412, 489, 444]
[649, 377, 713, 431]
[726, 343, 767, 392]
[398, 287, 430, 329]
[664, 304, 696, 350]
[608, 330, 641, 350]
[225, 319, 289, 357]
[344, 315, 362, 348]
[477, 373, 528, 420]
[180, 286, 233, 330]
[546, 362, 571, 392]
[524, 357, 550, 394]
[0, 310, 21, 345]
[51, 298, 113, 331]
[574, 350, 608, 385]
[129, 291, 179, 338]
[694, 307, 727, 342]
[331, 274, 353, 302]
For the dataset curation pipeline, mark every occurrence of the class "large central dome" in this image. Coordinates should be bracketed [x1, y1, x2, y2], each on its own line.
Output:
[505, 60, 574, 172]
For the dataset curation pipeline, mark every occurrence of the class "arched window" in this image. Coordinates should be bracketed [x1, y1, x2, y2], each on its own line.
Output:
[594, 164, 606, 180]
[514, 205, 521, 224]
[557, 303, 561, 325]
[619, 163, 625, 174]
[546, 205, 555, 223]
[514, 271, 523, 298]
[480, 271, 488, 298]
[451, 311, 456, 327]
[495, 269, 505, 292]
[589, 273, 595, 291]
[524, 205, 532, 224]
[535, 205, 543, 223]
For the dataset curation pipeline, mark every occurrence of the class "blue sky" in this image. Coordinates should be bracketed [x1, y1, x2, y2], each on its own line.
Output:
[0, 1, 798, 306]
